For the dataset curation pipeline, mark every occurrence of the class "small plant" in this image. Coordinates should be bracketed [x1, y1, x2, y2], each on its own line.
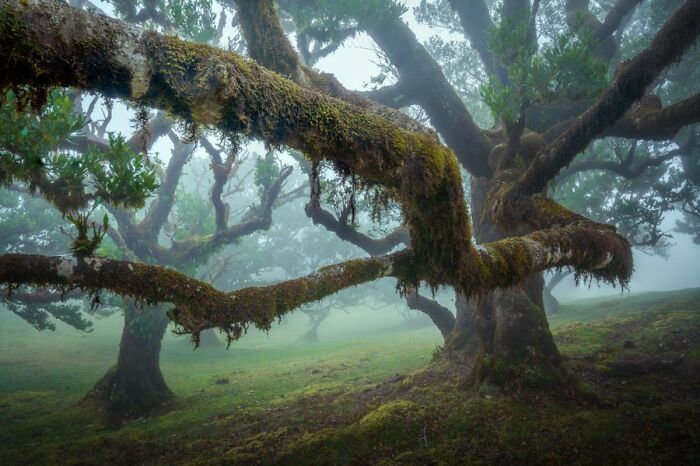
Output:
[66, 212, 109, 258]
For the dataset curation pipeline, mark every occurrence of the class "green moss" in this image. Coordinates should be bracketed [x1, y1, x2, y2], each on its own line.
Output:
[357, 400, 419, 431]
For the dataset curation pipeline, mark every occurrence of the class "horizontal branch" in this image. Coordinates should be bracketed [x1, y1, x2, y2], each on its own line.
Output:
[305, 203, 409, 256]
[558, 147, 684, 180]
[0, 253, 400, 343]
[0, 215, 632, 340]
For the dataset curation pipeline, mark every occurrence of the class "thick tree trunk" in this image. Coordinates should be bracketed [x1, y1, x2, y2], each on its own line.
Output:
[445, 177, 564, 389]
[86, 303, 171, 415]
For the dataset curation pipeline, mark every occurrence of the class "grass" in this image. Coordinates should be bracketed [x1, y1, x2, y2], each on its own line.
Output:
[1, 288, 699, 465]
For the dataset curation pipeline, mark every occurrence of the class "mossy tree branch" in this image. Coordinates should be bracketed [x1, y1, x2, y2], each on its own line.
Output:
[0, 213, 633, 342]
[237, 0, 493, 177]
[2, 0, 478, 288]
[0, 252, 402, 343]
[234, 0, 430, 135]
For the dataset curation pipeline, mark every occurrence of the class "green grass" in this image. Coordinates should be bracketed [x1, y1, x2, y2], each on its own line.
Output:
[1, 288, 699, 465]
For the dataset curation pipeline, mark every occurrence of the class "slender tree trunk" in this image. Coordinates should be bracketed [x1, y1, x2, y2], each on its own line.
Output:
[86, 302, 171, 415]
[445, 177, 564, 389]
[302, 321, 320, 342]
[443, 292, 477, 352]
[197, 328, 223, 349]
[543, 269, 570, 314]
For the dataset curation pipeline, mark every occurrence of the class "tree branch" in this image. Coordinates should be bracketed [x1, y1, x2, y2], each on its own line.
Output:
[304, 203, 409, 256]
[558, 146, 684, 180]
[164, 165, 293, 265]
[139, 135, 193, 239]
[447, 0, 507, 83]
[0, 217, 633, 340]
[405, 292, 455, 339]
[597, 0, 643, 40]
[0, 252, 400, 343]
[234, 0, 430, 135]
[364, 14, 493, 177]
[512, 0, 700, 196]
[0, 0, 473, 286]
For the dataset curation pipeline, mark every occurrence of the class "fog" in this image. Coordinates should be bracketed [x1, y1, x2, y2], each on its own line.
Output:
[1, 0, 698, 463]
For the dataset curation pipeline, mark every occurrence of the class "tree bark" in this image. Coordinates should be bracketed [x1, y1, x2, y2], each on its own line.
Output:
[86, 303, 171, 415]
[445, 177, 564, 389]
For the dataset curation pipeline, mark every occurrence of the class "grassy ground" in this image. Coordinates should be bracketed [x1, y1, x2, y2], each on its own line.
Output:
[1, 288, 698, 465]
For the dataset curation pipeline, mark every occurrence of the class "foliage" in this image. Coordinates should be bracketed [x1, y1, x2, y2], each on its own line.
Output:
[170, 189, 215, 240]
[480, 10, 608, 123]
[0, 190, 67, 254]
[0, 90, 158, 212]
[254, 151, 281, 195]
[553, 152, 682, 257]
[108, 0, 217, 43]
[66, 212, 109, 258]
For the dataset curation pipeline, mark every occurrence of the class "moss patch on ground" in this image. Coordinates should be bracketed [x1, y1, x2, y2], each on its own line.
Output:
[1, 288, 699, 465]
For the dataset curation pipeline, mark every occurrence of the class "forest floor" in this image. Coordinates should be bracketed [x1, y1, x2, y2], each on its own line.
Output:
[1, 288, 699, 465]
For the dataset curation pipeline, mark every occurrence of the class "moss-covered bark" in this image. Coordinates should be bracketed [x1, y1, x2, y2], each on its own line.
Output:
[0, 253, 400, 343]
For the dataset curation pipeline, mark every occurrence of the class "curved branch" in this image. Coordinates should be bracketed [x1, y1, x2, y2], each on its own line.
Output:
[365, 14, 493, 177]
[236, 0, 492, 176]
[558, 147, 684, 180]
[597, 0, 643, 40]
[200, 136, 233, 232]
[360, 81, 415, 110]
[0, 253, 400, 343]
[139, 136, 193, 238]
[165, 165, 293, 265]
[305, 203, 409, 256]
[606, 93, 700, 140]
[405, 292, 455, 339]
[565, 0, 618, 62]
[513, 0, 700, 196]
[543, 93, 700, 142]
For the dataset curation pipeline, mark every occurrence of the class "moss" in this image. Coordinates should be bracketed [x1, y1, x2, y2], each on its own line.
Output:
[357, 400, 419, 432]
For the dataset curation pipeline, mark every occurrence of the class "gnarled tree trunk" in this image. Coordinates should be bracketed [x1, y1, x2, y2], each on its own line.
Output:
[86, 303, 171, 415]
[445, 177, 564, 389]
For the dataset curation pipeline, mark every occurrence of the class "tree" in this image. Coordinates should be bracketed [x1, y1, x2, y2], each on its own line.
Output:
[0, 0, 698, 392]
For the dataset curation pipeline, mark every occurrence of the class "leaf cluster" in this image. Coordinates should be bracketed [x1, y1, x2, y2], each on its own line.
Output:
[480, 10, 608, 123]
